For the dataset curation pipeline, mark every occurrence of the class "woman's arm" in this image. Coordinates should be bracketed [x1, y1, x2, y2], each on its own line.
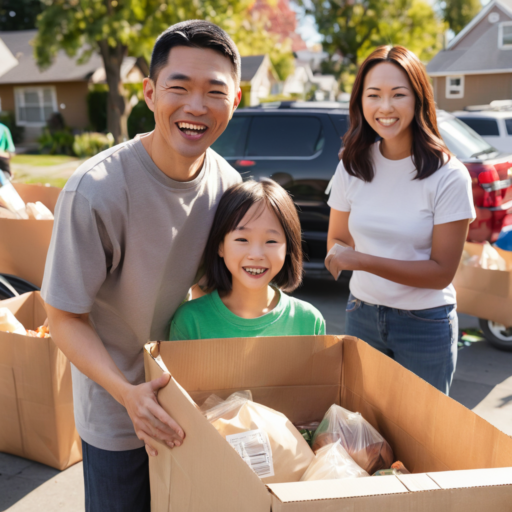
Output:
[325, 208, 470, 290]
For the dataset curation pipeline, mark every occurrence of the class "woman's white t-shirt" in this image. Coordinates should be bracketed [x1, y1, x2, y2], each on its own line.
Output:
[328, 142, 476, 310]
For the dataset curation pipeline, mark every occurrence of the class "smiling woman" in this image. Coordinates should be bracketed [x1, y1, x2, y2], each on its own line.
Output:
[326, 45, 476, 395]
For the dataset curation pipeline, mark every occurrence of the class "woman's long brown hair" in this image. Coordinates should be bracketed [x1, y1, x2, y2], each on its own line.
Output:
[342, 45, 450, 182]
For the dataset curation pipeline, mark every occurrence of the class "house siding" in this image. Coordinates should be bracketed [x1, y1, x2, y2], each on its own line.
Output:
[452, 4, 512, 50]
[434, 73, 512, 111]
[0, 81, 89, 142]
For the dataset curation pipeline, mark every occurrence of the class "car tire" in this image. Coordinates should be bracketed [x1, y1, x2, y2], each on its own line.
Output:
[479, 318, 512, 352]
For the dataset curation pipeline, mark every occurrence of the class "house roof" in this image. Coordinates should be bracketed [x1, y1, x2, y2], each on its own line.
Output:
[427, 0, 512, 76]
[240, 55, 266, 82]
[0, 30, 138, 85]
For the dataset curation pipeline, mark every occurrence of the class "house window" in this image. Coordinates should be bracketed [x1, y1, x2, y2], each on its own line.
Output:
[499, 21, 512, 48]
[446, 76, 464, 99]
[14, 87, 57, 126]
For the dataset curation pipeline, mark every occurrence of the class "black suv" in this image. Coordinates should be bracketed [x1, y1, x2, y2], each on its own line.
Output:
[211, 101, 347, 270]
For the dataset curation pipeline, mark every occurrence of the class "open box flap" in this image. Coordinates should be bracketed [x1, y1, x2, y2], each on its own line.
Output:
[428, 467, 512, 489]
[267, 475, 408, 503]
[144, 345, 271, 512]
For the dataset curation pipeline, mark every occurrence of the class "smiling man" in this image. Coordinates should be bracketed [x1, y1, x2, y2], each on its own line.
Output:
[41, 21, 242, 512]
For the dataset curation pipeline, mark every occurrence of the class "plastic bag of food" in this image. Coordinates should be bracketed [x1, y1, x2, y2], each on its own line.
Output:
[373, 460, 410, 476]
[201, 391, 314, 483]
[301, 441, 369, 481]
[25, 201, 54, 220]
[27, 325, 51, 338]
[0, 308, 27, 335]
[479, 242, 507, 270]
[311, 404, 393, 474]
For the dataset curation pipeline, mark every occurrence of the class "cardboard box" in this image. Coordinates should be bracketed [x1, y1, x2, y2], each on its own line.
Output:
[0, 291, 81, 470]
[453, 242, 512, 326]
[144, 336, 512, 512]
[0, 183, 61, 288]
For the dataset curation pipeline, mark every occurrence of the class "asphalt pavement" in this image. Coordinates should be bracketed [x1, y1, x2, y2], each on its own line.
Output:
[1, 273, 511, 511]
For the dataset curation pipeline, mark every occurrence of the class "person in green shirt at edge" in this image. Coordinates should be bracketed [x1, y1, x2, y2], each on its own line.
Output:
[0, 121, 15, 178]
[169, 179, 326, 340]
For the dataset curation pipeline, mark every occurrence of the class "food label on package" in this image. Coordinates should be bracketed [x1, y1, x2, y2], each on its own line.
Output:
[226, 429, 274, 479]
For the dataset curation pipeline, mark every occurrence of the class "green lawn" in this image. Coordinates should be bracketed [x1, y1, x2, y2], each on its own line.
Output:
[14, 176, 69, 188]
[11, 154, 79, 167]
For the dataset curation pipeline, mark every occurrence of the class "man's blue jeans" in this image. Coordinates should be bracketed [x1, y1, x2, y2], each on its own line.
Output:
[345, 294, 458, 395]
[82, 440, 150, 512]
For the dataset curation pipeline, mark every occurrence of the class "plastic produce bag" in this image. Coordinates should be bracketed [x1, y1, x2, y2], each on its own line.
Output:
[26, 202, 54, 220]
[0, 308, 27, 335]
[479, 242, 507, 270]
[311, 404, 393, 474]
[201, 391, 314, 483]
[300, 441, 369, 481]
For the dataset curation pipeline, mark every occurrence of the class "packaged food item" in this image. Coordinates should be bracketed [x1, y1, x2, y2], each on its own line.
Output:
[0, 171, 28, 219]
[311, 404, 394, 474]
[0, 206, 18, 218]
[0, 308, 27, 335]
[373, 461, 410, 477]
[201, 391, 314, 483]
[27, 325, 51, 338]
[301, 441, 369, 481]
[25, 201, 54, 220]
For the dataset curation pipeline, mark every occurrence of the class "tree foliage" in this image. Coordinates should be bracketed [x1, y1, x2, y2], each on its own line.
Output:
[302, 0, 446, 89]
[442, 0, 481, 35]
[34, 0, 294, 142]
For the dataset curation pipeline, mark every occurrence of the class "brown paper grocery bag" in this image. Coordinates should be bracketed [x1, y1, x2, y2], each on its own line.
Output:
[0, 291, 81, 470]
[0, 183, 61, 288]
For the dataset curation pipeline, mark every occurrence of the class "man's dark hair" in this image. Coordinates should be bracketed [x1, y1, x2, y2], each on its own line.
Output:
[204, 179, 303, 294]
[149, 20, 241, 84]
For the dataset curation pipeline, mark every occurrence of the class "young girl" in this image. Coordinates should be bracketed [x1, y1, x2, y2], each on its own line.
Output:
[169, 179, 325, 340]
[326, 45, 475, 395]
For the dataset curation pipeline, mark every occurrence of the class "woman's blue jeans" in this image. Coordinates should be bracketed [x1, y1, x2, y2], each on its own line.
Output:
[345, 294, 458, 395]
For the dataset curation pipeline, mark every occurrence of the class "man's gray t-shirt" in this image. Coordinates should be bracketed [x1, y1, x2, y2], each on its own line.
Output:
[41, 136, 241, 451]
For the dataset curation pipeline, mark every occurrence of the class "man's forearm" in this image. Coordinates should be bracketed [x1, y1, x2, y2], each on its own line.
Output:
[47, 308, 131, 406]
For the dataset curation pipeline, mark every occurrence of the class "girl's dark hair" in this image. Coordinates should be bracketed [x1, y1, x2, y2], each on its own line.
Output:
[205, 179, 303, 293]
[343, 45, 450, 182]
[150, 20, 241, 83]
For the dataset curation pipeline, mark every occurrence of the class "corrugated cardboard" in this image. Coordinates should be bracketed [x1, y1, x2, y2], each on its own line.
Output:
[0, 183, 61, 288]
[144, 335, 512, 512]
[454, 242, 512, 325]
[0, 291, 81, 470]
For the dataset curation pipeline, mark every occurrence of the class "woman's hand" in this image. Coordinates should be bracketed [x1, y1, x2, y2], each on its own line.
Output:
[325, 243, 362, 279]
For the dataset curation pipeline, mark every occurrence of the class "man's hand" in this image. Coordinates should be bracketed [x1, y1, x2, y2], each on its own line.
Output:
[325, 243, 362, 280]
[121, 373, 185, 457]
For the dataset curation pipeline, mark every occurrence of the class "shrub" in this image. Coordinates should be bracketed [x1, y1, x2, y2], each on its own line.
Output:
[73, 132, 114, 158]
[0, 111, 24, 144]
[38, 128, 75, 155]
[128, 100, 155, 139]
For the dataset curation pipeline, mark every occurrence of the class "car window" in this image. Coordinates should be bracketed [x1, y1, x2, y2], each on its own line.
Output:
[505, 118, 512, 136]
[438, 117, 497, 159]
[245, 116, 324, 157]
[210, 116, 250, 157]
[458, 117, 500, 136]
[330, 114, 349, 137]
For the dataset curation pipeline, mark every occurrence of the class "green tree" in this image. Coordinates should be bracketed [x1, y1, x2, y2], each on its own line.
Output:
[442, 0, 481, 35]
[302, 0, 446, 87]
[34, 0, 292, 143]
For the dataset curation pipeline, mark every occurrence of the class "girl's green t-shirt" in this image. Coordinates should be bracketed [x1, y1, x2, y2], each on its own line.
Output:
[169, 289, 326, 340]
